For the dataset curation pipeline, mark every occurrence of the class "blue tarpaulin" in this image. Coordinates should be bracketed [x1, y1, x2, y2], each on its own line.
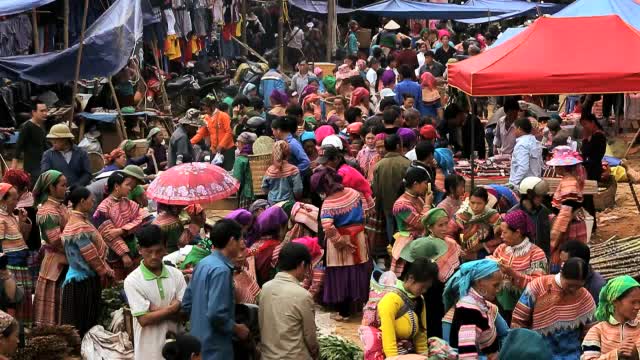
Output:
[357, 0, 510, 19]
[78, 111, 155, 123]
[289, 0, 354, 14]
[0, 0, 142, 85]
[0, 0, 55, 17]
[490, 27, 525, 48]
[458, 0, 562, 24]
[491, 0, 640, 46]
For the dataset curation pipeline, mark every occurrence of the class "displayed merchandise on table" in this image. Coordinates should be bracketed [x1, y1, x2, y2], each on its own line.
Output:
[455, 155, 511, 179]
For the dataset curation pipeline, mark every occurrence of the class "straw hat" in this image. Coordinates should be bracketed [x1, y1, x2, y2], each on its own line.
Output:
[252, 136, 275, 155]
[384, 20, 401, 31]
[46, 123, 74, 139]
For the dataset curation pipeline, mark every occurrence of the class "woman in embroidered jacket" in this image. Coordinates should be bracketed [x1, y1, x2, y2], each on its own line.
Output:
[261, 140, 303, 206]
[399, 208, 460, 338]
[311, 167, 369, 321]
[390, 167, 433, 277]
[491, 210, 547, 324]
[152, 203, 204, 253]
[581, 276, 640, 360]
[546, 146, 589, 273]
[32, 170, 69, 326]
[0, 183, 33, 327]
[232, 235, 260, 305]
[246, 206, 288, 286]
[93, 172, 149, 281]
[442, 259, 507, 359]
[61, 187, 114, 336]
[447, 186, 502, 261]
[512, 257, 596, 359]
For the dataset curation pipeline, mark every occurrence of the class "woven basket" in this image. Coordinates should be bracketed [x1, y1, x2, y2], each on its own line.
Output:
[253, 136, 274, 155]
[88, 152, 104, 175]
[248, 153, 271, 195]
[593, 177, 617, 211]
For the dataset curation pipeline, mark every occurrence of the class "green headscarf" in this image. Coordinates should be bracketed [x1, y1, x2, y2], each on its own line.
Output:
[32, 170, 63, 205]
[595, 275, 640, 322]
[147, 127, 161, 143]
[322, 76, 336, 95]
[121, 140, 135, 153]
[421, 208, 448, 229]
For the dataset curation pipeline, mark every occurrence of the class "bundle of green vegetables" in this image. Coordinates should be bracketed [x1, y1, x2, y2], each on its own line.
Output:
[318, 335, 363, 360]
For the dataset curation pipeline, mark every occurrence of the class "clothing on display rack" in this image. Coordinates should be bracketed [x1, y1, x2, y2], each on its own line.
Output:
[0, 15, 32, 57]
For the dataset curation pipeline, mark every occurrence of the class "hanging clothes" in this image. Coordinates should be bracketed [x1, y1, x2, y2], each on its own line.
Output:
[0, 15, 32, 57]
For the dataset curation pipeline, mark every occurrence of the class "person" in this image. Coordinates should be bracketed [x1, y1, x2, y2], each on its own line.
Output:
[260, 58, 287, 110]
[509, 117, 543, 186]
[0, 183, 32, 327]
[286, 23, 305, 68]
[290, 60, 313, 97]
[0, 311, 18, 359]
[261, 140, 303, 205]
[372, 134, 411, 246]
[102, 148, 127, 173]
[327, 97, 347, 125]
[32, 170, 69, 327]
[182, 219, 250, 360]
[366, 58, 380, 97]
[272, 118, 311, 175]
[311, 167, 369, 321]
[491, 210, 548, 323]
[434, 35, 456, 65]
[259, 242, 319, 360]
[439, 103, 485, 159]
[93, 171, 150, 281]
[399, 209, 461, 338]
[346, 20, 359, 56]
[493, 97, 520, 156]
[153, 203, 203, 254]
[546, 146, 588, 273]
[120, 140, 153, 168]
[231, 236, 260, 305]
[418, 51, 445, 78]
[169, 109, 200, 167]
[395, 38, 419, 71]
[442, 259, 506, 359]
[512, 257, 596, 359]
[390, 167, 433, 277]
[378, 258, 438, 357]
[581, 276, 640, 360]
[247, 206, 288, 286]
[559, 240, 606, 305]
[420, 72, 442, 119]
[124, 224, 187, 360]
[437, 174, 465, 220]
[351, 88, 372, 118]
[191, 100, 234, 170]
[499, 328, 553, 360]
[145, 127, 167, 174]
[232, 132, 258, 209]
[580, 113, 606, 228]
[394, 65, 422, 113]
[162, 333, 202, 360]
[12, 101, 48, 183]
[41, 123, 92, 186]
[356, 125, 379, 178]
[448, 187, 502, 261]
[60, 186, 114, 336]
[511, 177, 552, 257]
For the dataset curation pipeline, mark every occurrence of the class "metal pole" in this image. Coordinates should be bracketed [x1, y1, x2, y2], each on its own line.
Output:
[68, 0, 90, 127]
[31, 9, 40, 53]
[327, 0, 336, 62]
[63, 0, 69, 48]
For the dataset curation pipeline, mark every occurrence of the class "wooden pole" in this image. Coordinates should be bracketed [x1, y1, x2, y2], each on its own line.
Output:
[470, 96, 475, 190]
[108, 78, 128, 141]
[151, 34, 171, 114]
[31, 9, 40, 54]
[326, 0, 336, 62]
[278, 0, 284, 68]
[629, 182, 640, 213]
[63, 0, 69, 49]
[240, 0, 248, 56]
[68, 0, 90, 128]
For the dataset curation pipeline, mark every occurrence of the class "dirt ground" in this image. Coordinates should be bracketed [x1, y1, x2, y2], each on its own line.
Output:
[327, 145, 640, 346]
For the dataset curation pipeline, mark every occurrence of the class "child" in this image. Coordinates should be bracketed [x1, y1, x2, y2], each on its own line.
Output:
[402, 94, 415, 111]
[261, 141, 303, 205]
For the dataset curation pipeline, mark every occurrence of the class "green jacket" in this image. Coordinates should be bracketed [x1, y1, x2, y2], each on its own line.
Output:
[372, 152, 411, 216]
[232, 155, 254, 200]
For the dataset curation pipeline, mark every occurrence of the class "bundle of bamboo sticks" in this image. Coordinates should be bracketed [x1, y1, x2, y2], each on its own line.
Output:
[590, 236, 640, 280]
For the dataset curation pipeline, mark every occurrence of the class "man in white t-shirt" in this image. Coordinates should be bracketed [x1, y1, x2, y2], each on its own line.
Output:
[366, 58, 380, 98]
[124, 224, 187, 360]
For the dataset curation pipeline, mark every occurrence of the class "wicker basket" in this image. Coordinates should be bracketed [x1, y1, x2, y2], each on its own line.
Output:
[88, 152, 104, 175]
[593, 177, 617, 211]
[248, 153, 271, 195]
[118, 139, 149, 158]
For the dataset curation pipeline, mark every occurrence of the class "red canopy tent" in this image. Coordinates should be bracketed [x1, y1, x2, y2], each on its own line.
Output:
[448, 15, 640, 96]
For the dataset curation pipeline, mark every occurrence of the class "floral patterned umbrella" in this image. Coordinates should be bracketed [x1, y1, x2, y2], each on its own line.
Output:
[146, 162, 239, 205]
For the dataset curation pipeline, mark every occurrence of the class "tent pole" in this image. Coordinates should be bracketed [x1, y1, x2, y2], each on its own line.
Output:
[31, 9, 40, 54]
[470, 95, 475, 190]
[63, 0, 69, 49]
[68, 0, 90, 128]
[108, 78, 127, 141]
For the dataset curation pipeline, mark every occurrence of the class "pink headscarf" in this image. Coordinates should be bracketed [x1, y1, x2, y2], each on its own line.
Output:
[315, 125, 336, 144]
[420, 72, 437, 90]
[438, 29, 450, 40]
[350, 87, 370, 107]
[302, 93, 321, 111]
[293, 236, 323, 262]
[375, 133, 387, 141]
[336, 64, 352, 81]
[314, 66, 323, 77]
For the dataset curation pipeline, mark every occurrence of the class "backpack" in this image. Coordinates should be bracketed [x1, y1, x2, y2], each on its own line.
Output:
[361, 268, 415, 328]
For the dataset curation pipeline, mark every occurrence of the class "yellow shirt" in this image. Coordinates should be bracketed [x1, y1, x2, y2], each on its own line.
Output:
[377, 283, 428, 357]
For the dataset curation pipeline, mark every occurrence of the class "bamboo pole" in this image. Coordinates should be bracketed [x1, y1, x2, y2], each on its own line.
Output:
[63, 0, 69, 48]
[31, 9, 40, 53]
[150, 34, 171, 114]
[326, 0, 336, 62]
[68, 0, 90, 128]
[108, 78, 128, 141]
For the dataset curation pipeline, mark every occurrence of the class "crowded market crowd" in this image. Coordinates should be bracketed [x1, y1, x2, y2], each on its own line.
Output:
[0, 15, 636, 360]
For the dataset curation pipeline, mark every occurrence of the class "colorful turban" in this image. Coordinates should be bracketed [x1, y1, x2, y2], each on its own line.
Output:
[270, 89, 289, 106]
[225, 209, 254, 226]
[314, 67, 323, 77]
[502, 209, 534, 238]
[293, 236, 323, 262]
[381, 69, 396, 87]
[595, 275, 640, 322]
[300, 84, 319, 101]
[0, 182, 15, 200]
[375, 133, 387, 141]
[420, 72, 437, 90]
[256, 206, 288, 237]
[322, 75, 337, 95]
[300, 131, 316, 143]
[104, 148, 126, 165]
[350, 87, 370, 108]
[397, 128, 417, 148]
[248, 199, 269, 214]
[3, 169, 31, 192]
[443, 259, 500, 311]
[32, 170, 63, 205]
[302, 94, 321, 111]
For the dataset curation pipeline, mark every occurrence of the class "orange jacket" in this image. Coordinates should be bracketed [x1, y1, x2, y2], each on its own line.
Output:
[190, 110, 234, 151]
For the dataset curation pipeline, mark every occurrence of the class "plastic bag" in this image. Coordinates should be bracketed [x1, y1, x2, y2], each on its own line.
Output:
[212, 152, 224, 166]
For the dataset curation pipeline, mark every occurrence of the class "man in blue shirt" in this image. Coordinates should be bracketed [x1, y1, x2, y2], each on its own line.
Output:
[394, 65, 424, 115]
[271, 116, 310, 173]
[259, 58, 286, 109]
[182, 219, 249, 360]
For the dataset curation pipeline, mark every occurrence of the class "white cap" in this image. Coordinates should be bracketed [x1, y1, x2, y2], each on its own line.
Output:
[321, 134, 344, 150]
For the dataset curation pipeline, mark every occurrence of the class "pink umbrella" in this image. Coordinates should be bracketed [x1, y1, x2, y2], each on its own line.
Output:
[146, 162, 239, 205]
